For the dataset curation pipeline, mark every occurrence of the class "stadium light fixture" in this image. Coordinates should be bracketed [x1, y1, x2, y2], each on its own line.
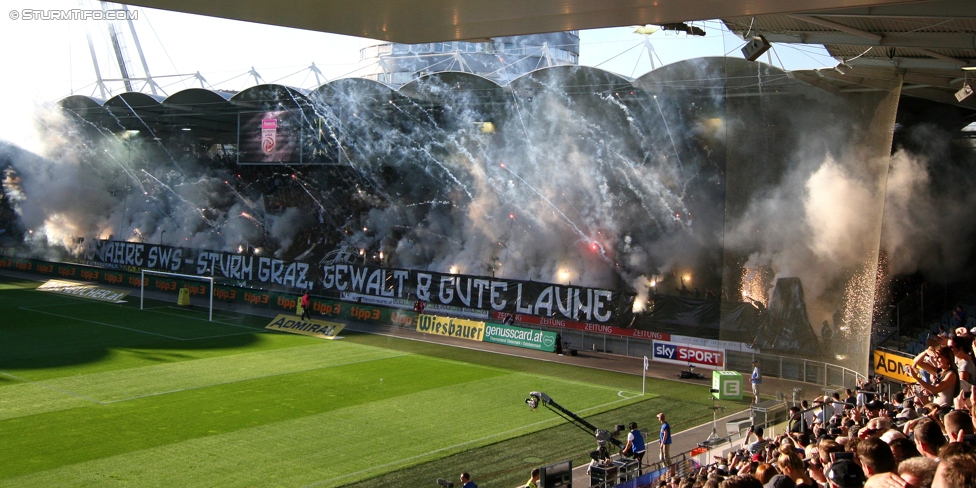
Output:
[956, 84, 973, 102]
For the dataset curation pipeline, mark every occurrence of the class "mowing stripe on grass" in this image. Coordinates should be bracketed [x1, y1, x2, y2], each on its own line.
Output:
[0, 354, 508, 479]
[20, 306, 186, 340]
[0, 343, 410, 415]
[19, 305, 263, 342]
[142, 306, 239, 322]
[0, 371, 647, 487]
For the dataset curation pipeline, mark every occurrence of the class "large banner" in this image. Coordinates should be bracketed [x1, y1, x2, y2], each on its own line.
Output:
[483, 322, 557, 352]
[81, 240, 634, 325]
[321, 263, 634, 325]
[82, 240, 313, 289]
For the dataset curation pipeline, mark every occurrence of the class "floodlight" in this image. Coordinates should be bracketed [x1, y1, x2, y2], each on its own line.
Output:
[741, 35, 771, 62]
[955, 84, 973, 102]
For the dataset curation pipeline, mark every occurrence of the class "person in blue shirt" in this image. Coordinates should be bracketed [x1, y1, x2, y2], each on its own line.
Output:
[657, 412, 671, 466]
[460, 472, 477, 488]
[622, 421, 646, 472]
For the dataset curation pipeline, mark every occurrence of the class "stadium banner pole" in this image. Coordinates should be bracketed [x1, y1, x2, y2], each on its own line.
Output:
[140, 269, 145, 310]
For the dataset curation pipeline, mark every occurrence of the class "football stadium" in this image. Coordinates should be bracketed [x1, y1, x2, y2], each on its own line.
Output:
[2, 0, 976, 487]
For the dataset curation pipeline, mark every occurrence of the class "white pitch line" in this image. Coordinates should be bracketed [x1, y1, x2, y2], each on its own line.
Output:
[20, 307, 186, 340]
[141, 305, 237, 322]
[18, 306, 269, 342]
[408, 353, 645, 398]
[141, 308, 263, 332]
[0, 371, 105, 405]
[300, 395, 639, 488]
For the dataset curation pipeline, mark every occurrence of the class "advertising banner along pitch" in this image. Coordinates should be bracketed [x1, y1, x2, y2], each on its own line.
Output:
[873, 349, 916, 384]
[483, 322, 558, 352]
[652, 340, 725, 369]
[416, 314, 485, 341]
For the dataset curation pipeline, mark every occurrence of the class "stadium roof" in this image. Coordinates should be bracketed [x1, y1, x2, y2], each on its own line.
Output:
[119, 0, 976, 111]
[120, 0, 919, 44]
[721, 0, 976, 109]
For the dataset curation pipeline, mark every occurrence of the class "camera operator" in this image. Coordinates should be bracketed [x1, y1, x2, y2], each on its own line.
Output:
[622, 421, 646, 471]
[459, 472, 477, 488]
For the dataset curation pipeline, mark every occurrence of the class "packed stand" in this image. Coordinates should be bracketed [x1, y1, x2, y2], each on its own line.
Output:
[652, 332, 976, 488]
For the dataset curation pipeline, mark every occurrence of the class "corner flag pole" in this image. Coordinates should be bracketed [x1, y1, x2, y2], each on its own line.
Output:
[643, 356, 649, 395]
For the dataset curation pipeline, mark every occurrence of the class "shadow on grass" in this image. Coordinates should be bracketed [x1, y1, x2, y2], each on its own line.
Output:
[0, 277, 267, 371]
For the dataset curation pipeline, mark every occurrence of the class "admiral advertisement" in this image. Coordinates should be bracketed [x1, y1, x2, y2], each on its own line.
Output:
[652, 340, 725, 369]
[872, 349, 915, 384]
[264, 314, 345, 339]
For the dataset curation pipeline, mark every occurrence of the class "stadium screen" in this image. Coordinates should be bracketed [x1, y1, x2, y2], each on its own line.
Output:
[540, 460, 572, 488]
[237, 110, 340, 165]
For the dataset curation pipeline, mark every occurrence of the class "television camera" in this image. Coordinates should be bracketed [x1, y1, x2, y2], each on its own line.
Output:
[679, 363, 705, 380]
[526, 392, 624, 451]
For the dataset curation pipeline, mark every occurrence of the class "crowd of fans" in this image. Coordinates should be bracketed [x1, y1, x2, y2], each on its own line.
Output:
[652, 325, 976, 488]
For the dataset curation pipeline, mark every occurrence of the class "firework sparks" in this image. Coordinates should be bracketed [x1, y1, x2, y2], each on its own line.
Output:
[741, 265, 772, 307]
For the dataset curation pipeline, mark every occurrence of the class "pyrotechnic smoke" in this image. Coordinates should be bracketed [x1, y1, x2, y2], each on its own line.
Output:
[880, 124, 976, 281]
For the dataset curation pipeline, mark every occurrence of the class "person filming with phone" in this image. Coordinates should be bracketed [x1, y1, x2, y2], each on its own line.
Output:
[908, 345, 959, 407]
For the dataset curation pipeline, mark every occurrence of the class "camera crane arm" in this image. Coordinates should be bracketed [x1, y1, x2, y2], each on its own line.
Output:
[526, 392, 624, 449]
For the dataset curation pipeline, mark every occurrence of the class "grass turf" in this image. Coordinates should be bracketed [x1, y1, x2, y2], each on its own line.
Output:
[0, 276, 743, 486]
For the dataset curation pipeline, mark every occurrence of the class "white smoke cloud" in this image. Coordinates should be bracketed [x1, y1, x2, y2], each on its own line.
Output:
[881, 127, 976, 280]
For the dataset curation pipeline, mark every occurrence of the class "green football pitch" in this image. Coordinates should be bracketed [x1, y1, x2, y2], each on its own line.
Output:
[0, 276, 727, 487]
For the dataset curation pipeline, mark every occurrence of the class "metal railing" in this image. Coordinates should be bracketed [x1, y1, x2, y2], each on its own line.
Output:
[534, 325, 866, 390]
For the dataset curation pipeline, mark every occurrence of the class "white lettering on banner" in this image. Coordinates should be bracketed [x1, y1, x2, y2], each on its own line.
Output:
[416, 273, 431, 301]
[147, 246, 183, 271]
[438, 276, 454, 303]
[473, 279, 490, 308]
[652, 340, 725, 369]
[490, 281, 507, 310]
[515, 283, 533, 314]
[456, 278, 472, 307]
